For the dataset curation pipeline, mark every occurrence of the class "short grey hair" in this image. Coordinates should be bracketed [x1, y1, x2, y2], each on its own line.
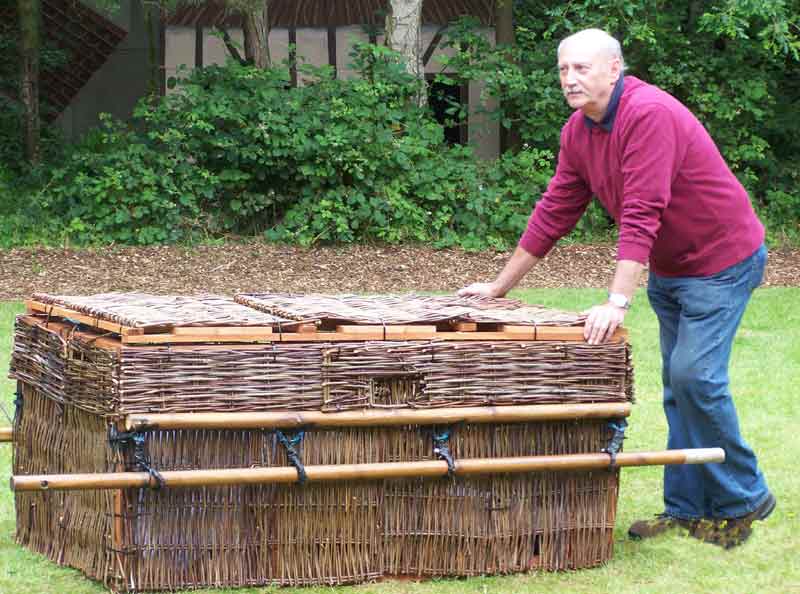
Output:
[558, 28, 626, 71]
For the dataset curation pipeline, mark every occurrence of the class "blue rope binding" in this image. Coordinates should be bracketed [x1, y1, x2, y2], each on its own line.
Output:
[275, 429, 308, 484]
[602, 418, 628, 470]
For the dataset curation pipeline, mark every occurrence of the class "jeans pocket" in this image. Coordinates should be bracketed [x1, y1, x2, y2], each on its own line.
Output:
[748, 245, 767, 291]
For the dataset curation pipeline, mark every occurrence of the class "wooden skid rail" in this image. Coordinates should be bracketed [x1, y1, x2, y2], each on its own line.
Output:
[125, 402, 632, 432]
[0, 427, 12, 443]
[10, 448, 725, 492]
[25, 301, 627, 345]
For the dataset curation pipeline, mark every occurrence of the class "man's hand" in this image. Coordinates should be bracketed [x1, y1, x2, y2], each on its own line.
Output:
[457, 282, 505, 298]
[583, 302, 627, 344]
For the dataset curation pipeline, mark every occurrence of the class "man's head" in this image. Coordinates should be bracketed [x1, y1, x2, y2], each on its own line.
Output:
[557, 29, 624, 121]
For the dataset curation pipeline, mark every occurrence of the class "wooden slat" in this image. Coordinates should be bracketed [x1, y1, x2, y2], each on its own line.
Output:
[536, 326, 628, 342]
[498, 324, 536, 334]
[26, 300, 145, 336]
[124, 328, 627, 344]
[334, 325, 438, 339]
[450, 321, 478, 331]
[122, 333, 276, 345]
[171, 326, 274, 336]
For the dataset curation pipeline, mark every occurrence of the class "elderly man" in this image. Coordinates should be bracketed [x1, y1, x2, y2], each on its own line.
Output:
[459, 28, 774, 548]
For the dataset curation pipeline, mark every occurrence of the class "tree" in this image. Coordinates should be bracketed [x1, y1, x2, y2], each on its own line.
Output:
[192, 0, 270, 68]
[495, 0, 520, 153]
[385, 0, 425, 102]
[18, 0, 40, 164]
[242, 1, 270, 68]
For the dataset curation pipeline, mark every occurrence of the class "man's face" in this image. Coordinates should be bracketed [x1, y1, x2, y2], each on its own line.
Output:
[558, 42, 621, 120]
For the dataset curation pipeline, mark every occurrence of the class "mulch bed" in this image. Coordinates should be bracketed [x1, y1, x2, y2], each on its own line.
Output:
[1, 243, 798, 301]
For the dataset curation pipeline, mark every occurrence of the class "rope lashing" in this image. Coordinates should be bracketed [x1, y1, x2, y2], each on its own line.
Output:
[275, 429, 308, 484]
[432, 427, 456, 477]
[602, 418, 628, 470]
[109, 427, 165, 490]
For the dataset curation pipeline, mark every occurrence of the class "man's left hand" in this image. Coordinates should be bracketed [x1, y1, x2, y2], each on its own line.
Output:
[583, 302, 627, 344]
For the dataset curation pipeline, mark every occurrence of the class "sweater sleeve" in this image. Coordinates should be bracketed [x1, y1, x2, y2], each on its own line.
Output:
[617, 104, 686, 264]
[518, 128, 593, 257]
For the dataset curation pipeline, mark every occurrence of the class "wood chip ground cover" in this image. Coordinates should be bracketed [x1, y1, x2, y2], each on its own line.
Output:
[1, 243, 798, 300]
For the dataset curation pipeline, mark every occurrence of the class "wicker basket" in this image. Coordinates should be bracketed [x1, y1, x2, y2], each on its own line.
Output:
[10, 293, 633, 591]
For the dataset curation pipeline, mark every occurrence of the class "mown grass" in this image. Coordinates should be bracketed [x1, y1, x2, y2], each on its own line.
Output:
[1, 289, 798, 594]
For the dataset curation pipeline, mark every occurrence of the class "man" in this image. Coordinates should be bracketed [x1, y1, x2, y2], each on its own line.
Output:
[458, 28, 775, 548]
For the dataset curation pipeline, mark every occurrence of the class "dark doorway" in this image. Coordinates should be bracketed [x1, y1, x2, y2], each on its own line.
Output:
[426, 75, 468, 145]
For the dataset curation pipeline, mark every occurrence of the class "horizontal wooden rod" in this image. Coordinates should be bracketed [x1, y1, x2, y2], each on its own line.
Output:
[10, 448, 724, 492]
[0, 427, 12, 443]
[125, 402, 632, 432]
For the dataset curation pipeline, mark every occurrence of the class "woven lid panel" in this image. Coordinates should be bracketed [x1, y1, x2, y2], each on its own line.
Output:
[235, 293, 585, 326]
[32, 292, 295, 328]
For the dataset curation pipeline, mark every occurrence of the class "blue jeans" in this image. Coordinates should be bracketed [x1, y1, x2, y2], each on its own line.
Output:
[647, 244, 770, 520]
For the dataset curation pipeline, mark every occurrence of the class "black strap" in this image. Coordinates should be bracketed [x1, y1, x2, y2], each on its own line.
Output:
[602, 418, 628, 470]
[109, 427, 165, 490]
[432, 428, 456, 477]
[275, 429, 308, 484]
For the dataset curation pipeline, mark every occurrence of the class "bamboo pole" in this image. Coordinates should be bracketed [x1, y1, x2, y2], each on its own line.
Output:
[0, 427, 12, 443]
[125, 402, 632, 432]
[10, 448, 724, 492]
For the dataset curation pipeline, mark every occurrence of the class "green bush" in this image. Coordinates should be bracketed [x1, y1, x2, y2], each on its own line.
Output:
[4, 1, 798, 250]
[42, 115, 214, 244]
[37, 44, 553, 250]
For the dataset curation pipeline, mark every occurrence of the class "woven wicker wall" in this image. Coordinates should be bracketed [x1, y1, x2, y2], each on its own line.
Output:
[11, 317, 633, 416]
[13, 385, 119, 585]
[10, 315, 627, 591]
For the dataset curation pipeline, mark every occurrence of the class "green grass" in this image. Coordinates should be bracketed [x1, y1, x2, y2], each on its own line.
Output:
[1, 289, 798, 594]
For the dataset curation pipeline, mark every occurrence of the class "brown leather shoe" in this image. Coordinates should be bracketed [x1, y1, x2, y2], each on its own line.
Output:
[628, 513, 696, 540]
[690, 492, 776, 549]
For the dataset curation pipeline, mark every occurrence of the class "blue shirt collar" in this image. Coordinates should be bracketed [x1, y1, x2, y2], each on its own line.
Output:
[584, 76, 625, 132]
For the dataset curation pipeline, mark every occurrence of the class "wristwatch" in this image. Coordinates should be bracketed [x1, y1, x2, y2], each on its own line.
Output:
[608, 292, 631, 310]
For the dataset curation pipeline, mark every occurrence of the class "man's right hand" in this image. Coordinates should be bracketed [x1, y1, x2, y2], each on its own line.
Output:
[457, 282, 505, 298]
[456, 246, 541, 300]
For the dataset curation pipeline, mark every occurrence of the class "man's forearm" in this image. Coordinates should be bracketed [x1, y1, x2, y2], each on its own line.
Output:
[493, 247, 541, 296]
[609, 259, 645, 302]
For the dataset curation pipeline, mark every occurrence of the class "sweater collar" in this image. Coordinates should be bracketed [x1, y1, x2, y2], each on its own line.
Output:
[584, 75, 625, 132]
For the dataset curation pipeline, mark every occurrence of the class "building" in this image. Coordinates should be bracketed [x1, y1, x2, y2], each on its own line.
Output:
[38, 0, 499, 157]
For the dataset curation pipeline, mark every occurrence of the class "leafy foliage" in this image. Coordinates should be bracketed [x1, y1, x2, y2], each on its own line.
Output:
[1, 0, 799, 248]
[437, 0, 800, 242]
[29, 44, 549, 248]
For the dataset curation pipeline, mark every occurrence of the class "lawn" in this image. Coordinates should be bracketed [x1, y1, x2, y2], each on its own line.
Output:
[1, 288, 798, 594]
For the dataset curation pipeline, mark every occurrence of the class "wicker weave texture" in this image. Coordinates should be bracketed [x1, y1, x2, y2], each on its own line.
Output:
[13, 385, 120, 585]
[14, 386, 618, 590]
[235, 293, 586, 326]
[10, 311, 629, 590]
[32, 292, 294, 328]
[11, 318, 632, 415]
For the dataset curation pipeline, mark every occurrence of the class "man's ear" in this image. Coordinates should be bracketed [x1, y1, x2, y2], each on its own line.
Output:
[610, 57, 622, 83]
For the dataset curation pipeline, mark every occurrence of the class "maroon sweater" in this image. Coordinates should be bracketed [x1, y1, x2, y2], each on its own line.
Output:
[519, 76, 764, 277]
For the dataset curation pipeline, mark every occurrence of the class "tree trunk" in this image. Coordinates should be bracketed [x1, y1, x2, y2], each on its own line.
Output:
[19, 0, 41, 164]
[386, 0, 425, 104]
[496, 0, 520, 153]
[144, 4, 159, 96]
[242, 1, 270, 68]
